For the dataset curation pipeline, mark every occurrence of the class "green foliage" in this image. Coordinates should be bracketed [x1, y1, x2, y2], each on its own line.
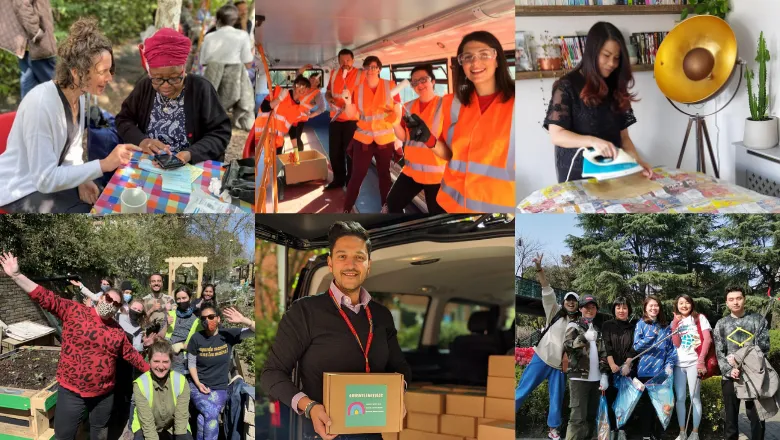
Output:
[746, 32, 771, 121]
[0, 50, 20, 101]
[438, 320, 470, 349]
[396, 323, 423, 351]
[681, 0, 731, 20]
[700, 376, 725, 432]
[50, 0, 157, 44]
[254, 315, 279, 416]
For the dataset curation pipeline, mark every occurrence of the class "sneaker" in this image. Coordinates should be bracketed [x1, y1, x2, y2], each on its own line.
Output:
[688, 433, 699, 440]
[674, 432, 687, 440]
[548, 428, 561, 440]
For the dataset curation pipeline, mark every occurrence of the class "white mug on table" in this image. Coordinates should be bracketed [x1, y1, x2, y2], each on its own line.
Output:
[120, 188, 148, 213]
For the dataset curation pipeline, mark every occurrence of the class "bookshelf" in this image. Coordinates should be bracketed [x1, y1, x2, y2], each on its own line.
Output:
[516, 4, 689, 16]
[516, 63, 654, 80]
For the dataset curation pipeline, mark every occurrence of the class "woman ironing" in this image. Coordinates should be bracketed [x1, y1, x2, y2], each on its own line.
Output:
[543, 21, 653, 183]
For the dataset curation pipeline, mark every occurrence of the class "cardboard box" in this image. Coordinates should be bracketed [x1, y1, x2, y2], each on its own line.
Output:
[477, 421, 514, 440]
[445, 393, 485, 418]
[406, 412, 439, 433]
[278, 149, 328, 184]
[484, 397, 513, 421]
[400, 429, 465, 440]
[382, 433, 399, 440]
[323, 373, 404, 435]
[486, 376, 515, 400]
[488, 355, 515, 378]
[440, 414, 477, 438]
[477, 418, 496, 426]
[405, 390, 445, 415]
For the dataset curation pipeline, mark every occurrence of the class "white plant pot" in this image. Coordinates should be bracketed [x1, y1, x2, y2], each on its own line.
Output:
[744, 117, 779, 150]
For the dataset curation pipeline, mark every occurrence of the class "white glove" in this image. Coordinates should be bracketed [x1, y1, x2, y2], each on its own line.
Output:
[665, 366, 673, 376]
[584, 325, 597, 342]
[599, 373, 609, 391]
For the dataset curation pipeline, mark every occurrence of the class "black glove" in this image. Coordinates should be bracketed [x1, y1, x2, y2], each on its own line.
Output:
[405, 114, 432, 144]
[174, 433, 194, 440]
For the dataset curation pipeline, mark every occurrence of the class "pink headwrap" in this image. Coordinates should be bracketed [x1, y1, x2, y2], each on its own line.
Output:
[141, 28, 192, 69]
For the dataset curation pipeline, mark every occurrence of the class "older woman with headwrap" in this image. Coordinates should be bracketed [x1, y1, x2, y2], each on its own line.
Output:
[0, 18, 140, 213]
[116, 28, 231, 165]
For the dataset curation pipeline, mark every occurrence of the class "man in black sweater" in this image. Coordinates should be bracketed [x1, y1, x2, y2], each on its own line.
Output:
[260, 221, 411, 440]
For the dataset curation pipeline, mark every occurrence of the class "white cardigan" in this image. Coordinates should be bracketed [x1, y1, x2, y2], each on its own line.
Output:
[0, 81, 103, 206]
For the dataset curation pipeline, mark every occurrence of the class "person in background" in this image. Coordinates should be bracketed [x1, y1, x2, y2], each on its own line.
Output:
[515, 254, 580, 440]
[714, 286, 770, 440]
[188, 303, 255, 440]
[144, 274, 176, 312]
[0, 251, 149, 440]
[325, 49, 363, 190]
[132, 339, 192, 440]
[387, 63, 447, 214]
[120, 280, 135, 314]
[120, 298, 148, 353]
[192, 283, 216, 314]
[70, 277, 110, 307]
[261, 221, 411, 440]
[232, 0, 253, 35]
[117, 27, 231, 164]
[0, 18, 139, 213]
[563, 294, 610, 440]
[165, 286, 202, 375]
[288, 66, 327, 153]
[256, 75, 318, 155]
[10, 0, 57, 98]
[342, 56, 402, 213]
[601, 297, 637, 440]
[633, 295, 678, 440]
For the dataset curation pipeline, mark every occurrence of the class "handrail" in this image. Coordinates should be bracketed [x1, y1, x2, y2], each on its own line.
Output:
[256, 42, 278, 213]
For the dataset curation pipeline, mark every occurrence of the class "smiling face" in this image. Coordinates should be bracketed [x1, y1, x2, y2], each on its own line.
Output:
[677, 297, 693, 317]
[73, 50, 113, 96]
[202, 286, 214, 301]
[149, 65, 186, 98]
[328, 236, 371, 294]
[365, 62, 380, 80]
[338, 54, 354, 71]
[461, 41, 497, 87]
[150, 352, 171, 379]
[645, 299, 660, 319]
[615, 303, 629, 321]
[563, 297, 579, 313]
[411, 69, 434, 100]
[598, 40, 621, 79]
[581, 303, 597, 319]
[293, 83, 310, 101]
[150, 275, 163, 293]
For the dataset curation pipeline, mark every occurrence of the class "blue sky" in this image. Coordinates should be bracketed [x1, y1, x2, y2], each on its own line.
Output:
[516, 215, 583, 263]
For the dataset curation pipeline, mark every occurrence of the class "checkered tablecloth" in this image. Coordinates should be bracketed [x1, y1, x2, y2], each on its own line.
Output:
[92, 152, 254, 214]
[518, 167, 780, 213]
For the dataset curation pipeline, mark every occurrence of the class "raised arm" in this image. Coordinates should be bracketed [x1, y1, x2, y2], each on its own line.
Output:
[1, 252, 73, 320]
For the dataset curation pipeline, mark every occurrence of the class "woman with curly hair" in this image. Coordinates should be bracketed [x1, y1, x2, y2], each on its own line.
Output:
[543, 22, 653, 183]
[0, 18, 140, 213]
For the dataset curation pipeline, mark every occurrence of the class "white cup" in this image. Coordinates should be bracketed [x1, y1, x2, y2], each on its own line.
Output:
[120, 188, 148, 213]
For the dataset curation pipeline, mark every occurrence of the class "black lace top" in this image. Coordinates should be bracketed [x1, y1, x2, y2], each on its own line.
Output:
[543, 71, 637, 182]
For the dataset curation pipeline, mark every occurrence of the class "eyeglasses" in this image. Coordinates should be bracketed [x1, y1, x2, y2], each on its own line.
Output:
[365, 66, 380, 72]
[294, 84, 309, 90]
[201, 314, 218, 321]
[410, 76, 431, 88]
[457, 48, 498, 66]
[150, 73, 185, 86]
[103, 295, 120, 306]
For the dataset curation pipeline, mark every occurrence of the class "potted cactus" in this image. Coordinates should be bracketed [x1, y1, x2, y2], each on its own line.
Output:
[744, 32, 778, 149]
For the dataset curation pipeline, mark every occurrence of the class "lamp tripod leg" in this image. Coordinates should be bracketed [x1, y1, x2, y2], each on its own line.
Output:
[701, 118, 720, 178]
[696, 116, 706, 174]
[677, 117, 694, 169]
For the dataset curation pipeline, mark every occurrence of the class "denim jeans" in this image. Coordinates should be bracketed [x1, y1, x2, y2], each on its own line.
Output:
[18, 52, 56, 99]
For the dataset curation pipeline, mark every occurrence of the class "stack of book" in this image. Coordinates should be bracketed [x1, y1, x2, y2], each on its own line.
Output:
[516, 1, 689, 5]
[543, 31, 668, 71]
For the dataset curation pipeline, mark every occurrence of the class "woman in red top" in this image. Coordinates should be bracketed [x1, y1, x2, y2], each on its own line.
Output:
[0, 252, 149, 440]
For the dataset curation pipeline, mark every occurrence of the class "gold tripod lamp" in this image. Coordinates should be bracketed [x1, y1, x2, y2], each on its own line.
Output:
[654, 15, 742, 178]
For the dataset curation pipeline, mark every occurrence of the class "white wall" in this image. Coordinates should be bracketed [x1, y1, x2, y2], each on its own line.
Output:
[514, 1, 780, 201]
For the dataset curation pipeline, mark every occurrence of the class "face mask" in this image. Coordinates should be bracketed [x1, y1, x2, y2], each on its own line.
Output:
[129, 310, 143, 322]
[567, 309, 578, 316]
[97, 301, 118, 318]
[123, 294, 132, 303]
[205, 319, 218, 332]
[101, 285, 110, 292]
[177, 301, 191, 311]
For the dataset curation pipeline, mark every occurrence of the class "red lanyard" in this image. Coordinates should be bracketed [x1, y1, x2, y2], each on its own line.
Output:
[328, 288, 373, 373]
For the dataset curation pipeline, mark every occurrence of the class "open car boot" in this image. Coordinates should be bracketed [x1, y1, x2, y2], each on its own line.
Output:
[221, 158, 255, 204]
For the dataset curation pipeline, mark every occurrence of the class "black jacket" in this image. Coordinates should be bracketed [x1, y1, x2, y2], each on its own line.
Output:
[116, 74, 231, 164]
[602, 318, 639, 367]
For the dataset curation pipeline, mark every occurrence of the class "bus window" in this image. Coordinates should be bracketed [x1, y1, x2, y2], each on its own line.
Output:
[371, 292, 430, 352]
[269, 68, 325, 88]
[439, 300, 490, 350]
[380, 67, 392, 81]
[390, 60, 450, 104]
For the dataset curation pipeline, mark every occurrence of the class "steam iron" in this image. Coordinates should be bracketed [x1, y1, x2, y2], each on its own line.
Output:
[582, 148, 643, 181]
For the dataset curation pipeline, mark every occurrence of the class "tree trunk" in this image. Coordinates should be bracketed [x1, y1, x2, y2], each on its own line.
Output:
[156, 0, 183, 30]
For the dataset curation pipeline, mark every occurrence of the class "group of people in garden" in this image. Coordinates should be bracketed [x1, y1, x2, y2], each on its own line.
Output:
[516, 254, 777, 440]
[0, 251, 255, 440]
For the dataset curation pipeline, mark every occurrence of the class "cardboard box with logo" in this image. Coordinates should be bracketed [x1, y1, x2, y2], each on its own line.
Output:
[323, 373, 405, 435]
[277, 149, 329, 184]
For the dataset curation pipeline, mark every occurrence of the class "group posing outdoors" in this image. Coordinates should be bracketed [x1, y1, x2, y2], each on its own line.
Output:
[516, 255, 778, 440]
[0, 1, 254, 213]
[0, 252, 255, 440]
[256, 30, 515, 214]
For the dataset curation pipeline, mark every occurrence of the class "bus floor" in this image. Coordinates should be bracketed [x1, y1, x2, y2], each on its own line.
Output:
[277, 116, 421, 213]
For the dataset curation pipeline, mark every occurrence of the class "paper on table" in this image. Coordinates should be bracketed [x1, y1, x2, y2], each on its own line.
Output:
[161, 168, 193, 194]
[184, 164, 204, 182]
[183, 188, 242, 213]
[139, 159, 163, 174]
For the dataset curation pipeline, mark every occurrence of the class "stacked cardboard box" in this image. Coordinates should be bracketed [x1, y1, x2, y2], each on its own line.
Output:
[384, 355, 516, 440]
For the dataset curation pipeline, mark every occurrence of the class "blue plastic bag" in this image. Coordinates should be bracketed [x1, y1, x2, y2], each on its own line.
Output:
[646, 370, 675, 430]
[87, 106, 123, 187]
[612, 375, 644, 428]
[596, 392, 611, 440]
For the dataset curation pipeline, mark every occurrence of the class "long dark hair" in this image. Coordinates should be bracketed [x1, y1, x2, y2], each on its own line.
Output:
[642, 295, 668, 327]
[575, 22, 638, 112]
[454, 31, 514, 106]
[674, 294, 700, 320]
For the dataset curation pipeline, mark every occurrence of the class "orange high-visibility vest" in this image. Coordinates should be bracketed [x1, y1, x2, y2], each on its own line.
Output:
[298, 90, 320, 123]
[353, 78, 397, 146]
[402, 96, 447, 185]
[328, 67, 363, 122]
[436, 92, 516, 213]
[255, 86, 309, 148]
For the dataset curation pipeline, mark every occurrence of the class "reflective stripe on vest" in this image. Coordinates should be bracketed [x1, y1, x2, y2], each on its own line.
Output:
[164, 310, 201, 348]
[439, 180, 513, 212]
[354, 79, 396, 144]
[401, 96, 447, 183]
[356, 79, 392, 120]
[131, 371, 190, 433]
[405, 162, 446, 174]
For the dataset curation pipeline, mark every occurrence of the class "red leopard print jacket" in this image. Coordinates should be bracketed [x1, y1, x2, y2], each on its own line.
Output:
[29, 285, 149, 397]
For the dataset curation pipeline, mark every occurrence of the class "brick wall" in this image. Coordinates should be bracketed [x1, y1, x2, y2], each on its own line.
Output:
[0, 273, 48, 326]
